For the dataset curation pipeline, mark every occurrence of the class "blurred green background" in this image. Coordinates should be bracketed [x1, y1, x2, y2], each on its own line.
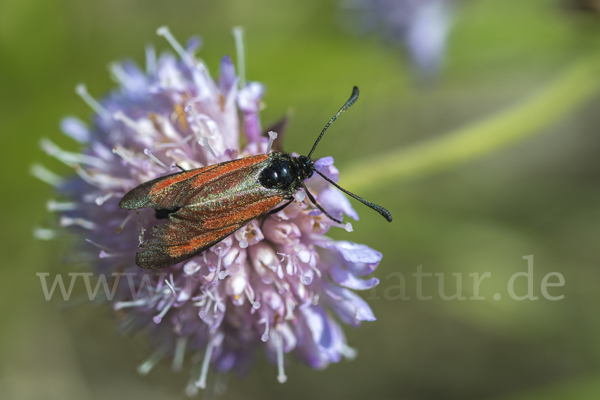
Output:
[3, 0, 600, 399]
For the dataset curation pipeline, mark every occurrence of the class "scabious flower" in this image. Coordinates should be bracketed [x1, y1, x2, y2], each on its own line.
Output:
[35, 27, 383, 395]
[341, 0, 455, 77]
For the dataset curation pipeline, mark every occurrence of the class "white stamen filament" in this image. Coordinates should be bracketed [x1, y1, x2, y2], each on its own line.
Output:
[184, 105, 208, 136]
[266, 131, 278, 154]
[85, 239, 112, 251]
[184, 105, 219, 159]
[112, 146, 142, 167]
[339, 343, 358, 360]
[72, 165, 96, 186]
[30, 163, 64, 187]
[114, 298, 151, 310]
[95, 192, 114, 206]
[144, 148, 170, 170]
[200, 299, 212, 318]
[275, 331, 287, 383]
[153, 297, 175, 324]
[109, 63, 134, 87]
[113, 111, 155, 136]
[309, 264, 322, 278]
[198, 137, 217, 158]
[285, 299, 294, 320]
[40, 138, 105, 168]
[154, 133, 195, 149]
[172, 336, 187, 372]
[165, 278, 177, 297]
[99, 250, 127, 259]
[145, 44, 157, 76]
[156, 26, 195, 68]
[75, 83, 111, 119]
[232, 26, 246, 87]
[46, 200, 77, 212]
[137, 349, 166, 376]
[245, 287, 261, 310]
[239, 239, 248, 249]
[260, 318, 270, 342]
[195, 339, 217, 389]
[212, 248, 223, 286]
[60, 216, 96, 230]
[33, 227, 57, 240]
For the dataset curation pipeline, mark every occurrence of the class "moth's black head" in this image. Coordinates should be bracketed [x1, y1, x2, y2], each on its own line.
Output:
[295, 155, 314, 180]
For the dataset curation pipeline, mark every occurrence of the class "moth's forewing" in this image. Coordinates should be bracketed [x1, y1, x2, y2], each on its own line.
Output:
[120, 153, 289, 270]
[136, 196, 284, 269]
[119, 154, 270, 211]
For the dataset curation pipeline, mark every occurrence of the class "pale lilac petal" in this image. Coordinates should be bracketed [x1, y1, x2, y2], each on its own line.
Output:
[322, 283, 376, 327]
[318, 240, 382, 264]
[185, 36, 202, 53]
[218, 55, 236, 95]
[328, 263, 379, 290]
[237, 82, 264, 142]
[318, 187, 359, 221]
[314, 156, 334, 168]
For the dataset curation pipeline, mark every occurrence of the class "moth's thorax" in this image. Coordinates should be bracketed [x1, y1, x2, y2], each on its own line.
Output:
[258, 152, 313, 194]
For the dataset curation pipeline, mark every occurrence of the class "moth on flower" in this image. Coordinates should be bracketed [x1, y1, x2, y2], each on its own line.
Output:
[36, 26, 389, 391]
[120, 86, 392, 270]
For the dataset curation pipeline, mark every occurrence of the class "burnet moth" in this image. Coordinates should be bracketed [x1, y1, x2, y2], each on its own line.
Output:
[119, 86, 392, 270]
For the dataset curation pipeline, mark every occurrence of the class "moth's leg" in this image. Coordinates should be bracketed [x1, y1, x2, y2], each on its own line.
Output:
[260, 198, 294, 231]
[301, 183, 343, 224]
[175, 163, 187, 172]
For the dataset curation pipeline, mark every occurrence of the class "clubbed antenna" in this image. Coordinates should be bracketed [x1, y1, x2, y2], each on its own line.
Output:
[307, 86, 360, 159]
[314, 169, 393, 222]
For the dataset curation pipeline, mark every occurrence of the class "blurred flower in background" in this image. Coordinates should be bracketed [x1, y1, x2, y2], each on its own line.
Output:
[35, 26, 383, 395]
[564, 0, 600, 13]
[340, 0, 455, 78]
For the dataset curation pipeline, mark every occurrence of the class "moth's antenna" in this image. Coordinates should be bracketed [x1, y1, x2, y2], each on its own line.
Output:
[314, 169, 393, 222]
[307, 86, 360, 159]
[301, 183, 343, 224]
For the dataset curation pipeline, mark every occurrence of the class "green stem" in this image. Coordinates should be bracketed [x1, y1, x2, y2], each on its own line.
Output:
[341, 54, 600, 192]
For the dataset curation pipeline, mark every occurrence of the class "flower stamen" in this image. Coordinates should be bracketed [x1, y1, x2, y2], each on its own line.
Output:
[232, 26, 246, 87]
[75, 84, 111, 119]
[172, 336, 187, 372]
[212, 248, 224, 286]
[260, 317, 270, 342]
[33, 227, 58, 240]
[156, 26, 195, 68]
[46, 200, 77, 212]
[275, 330, 287, 383]
[195, 337, 217, 389]
[30, 163, 64, 187]
[60, 216, 96, 230]
[266, 131, 278, 154]
[116, 214, 134, 233]
[40, 138, 105, 168]
[143, 148, 170, 170]
[113, 111, 155, 136]
[245, 286, 261, 310]
[137, 348, 166, 376]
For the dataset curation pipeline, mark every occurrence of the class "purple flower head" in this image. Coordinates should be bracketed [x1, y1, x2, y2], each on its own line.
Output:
[342, 0, 454, 77]
[36, 26, 383, 393]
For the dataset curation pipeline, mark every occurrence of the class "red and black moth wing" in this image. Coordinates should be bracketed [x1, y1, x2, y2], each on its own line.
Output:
[120, 154, 286, 269]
